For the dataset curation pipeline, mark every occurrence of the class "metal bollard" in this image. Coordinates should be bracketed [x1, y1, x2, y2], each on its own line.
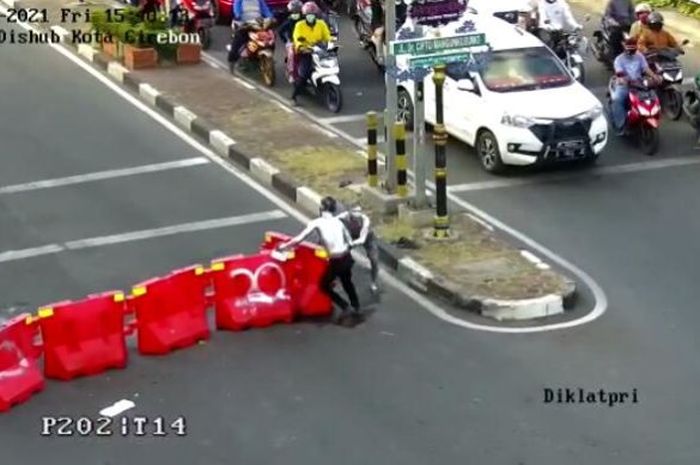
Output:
[366, 112, 378, 187]
[432, 65, 450, 237]
[394, 122, 407, 197]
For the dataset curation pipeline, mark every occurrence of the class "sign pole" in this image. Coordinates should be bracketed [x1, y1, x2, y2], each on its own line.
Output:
[432, 64, 449, 237]
[412, 79, 427, 208]
[384, 0, 397, 193]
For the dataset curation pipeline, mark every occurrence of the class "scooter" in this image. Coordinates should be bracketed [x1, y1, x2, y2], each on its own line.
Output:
[188, 0, 214, 49]
[645, 42, 689, 121]
[607, 74, 662, 155]
[227, 18, 277, 87]
[591, 17, 629, 70]
[294, 38, 343, 112]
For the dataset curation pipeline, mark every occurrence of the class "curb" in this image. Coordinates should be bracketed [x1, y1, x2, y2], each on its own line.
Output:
[19, 11, 577, 321]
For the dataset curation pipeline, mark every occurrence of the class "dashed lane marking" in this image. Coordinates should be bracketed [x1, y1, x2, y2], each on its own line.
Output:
[0, 157, 210, 195]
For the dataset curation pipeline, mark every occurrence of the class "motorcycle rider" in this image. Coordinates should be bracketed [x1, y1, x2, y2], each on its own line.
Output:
[603, 0, 635, 58]
[629, 3, 652, 40]
[536, 0, 581, 57]
[637, 12, 682, 54]
[227, 0, 274, 68]
[291, 1, 332, 104]
[280, 0, 303, 43]
[610, 38, 658, 135]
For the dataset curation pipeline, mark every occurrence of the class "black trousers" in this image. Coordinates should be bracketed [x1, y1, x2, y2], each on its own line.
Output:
[228, 28, 249, 63]
[321, 253, 360, 311]
[292, 52, 313, 98]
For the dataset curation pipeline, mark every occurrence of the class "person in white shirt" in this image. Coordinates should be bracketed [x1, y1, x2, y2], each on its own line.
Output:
[277, 196, 361, 323]
[336, 204, 379, 294]
[538, 0, 581, 32]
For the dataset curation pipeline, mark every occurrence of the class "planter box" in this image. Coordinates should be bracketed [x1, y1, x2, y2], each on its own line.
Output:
[176, 43, 201, 64]
[102, 38, 118, 57]
[124, 44, 158, 70]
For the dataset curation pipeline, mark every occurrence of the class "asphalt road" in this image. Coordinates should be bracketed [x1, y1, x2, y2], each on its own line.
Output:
[205, 7, 700, 189]
[1, 13, 700, 465]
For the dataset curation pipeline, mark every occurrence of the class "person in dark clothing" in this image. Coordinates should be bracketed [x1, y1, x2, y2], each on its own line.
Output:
[336, 204, 379, 293]
[280, 0, 303, 42]
[277, 196, 361, 324]
[603, 0, 635, 58]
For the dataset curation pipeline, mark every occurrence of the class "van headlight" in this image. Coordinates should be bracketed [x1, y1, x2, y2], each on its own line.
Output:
[501, 113, 536, 128]
[580, 105, 603, 120]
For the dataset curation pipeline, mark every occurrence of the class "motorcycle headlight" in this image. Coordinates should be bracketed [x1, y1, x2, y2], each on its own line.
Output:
[580, 105, 603, 120]
[650, 103, 660, 115]
[638, 106, 650, 116]
[501, 113, 536, 128]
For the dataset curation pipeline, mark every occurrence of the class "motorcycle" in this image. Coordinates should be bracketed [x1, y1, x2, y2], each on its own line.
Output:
[644, 43, 689, 121]
[607, 74, 661, 155]
[591, 17, 630, 70]
[546, 29, 588, 83]
[352, 0, 384, 70]
[227, 18, 276, 87]
[296, 40, 343, 112]
[284, 11, 339, 83]
[185, 0, 214, 49]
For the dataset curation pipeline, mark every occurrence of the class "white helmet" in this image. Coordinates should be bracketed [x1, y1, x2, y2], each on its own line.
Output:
[635, 3, 651, 14]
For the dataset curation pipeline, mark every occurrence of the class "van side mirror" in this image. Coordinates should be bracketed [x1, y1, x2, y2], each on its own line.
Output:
[457, 79, 476, 92]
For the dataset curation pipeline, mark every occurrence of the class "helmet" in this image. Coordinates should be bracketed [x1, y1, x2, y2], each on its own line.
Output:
[287, 0, 302, 13]
[648, 11, 663, 28]
[320, 196, 337, 214]
[623, 37, 638, 51]
[635, 3, 651, 14]
[301, 1, 320, 15]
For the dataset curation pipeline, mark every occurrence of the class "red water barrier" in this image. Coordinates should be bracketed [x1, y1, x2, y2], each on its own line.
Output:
[38, 291, 128, 381]
[0, 315, 44, 412]
[129, 265, 210, 355]
[210, 253, 295, 330]
[260, 231, 332, 317]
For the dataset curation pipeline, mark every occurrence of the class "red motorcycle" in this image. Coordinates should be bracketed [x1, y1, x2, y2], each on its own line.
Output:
[607, 74, 661, 155]
[229, 18, 277, 87]
[182, 0, 214, 49]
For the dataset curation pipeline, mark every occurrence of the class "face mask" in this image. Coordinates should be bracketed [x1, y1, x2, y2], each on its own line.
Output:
[305, 14, 316, 23]
[290, 13, 300, 19]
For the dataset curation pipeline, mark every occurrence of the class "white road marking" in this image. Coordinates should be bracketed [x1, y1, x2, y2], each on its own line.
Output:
[320, 113, 373, 124]
[273, 100, 294, 114]
[36, 21, 607, 333]
[0, 211, 287, 263]
[99, 399, 136, 417]
[232, 76, 256, 90]
[64, 211, 286, 250]
[449, 156, 700, 193]
[0, 157, 210, 195]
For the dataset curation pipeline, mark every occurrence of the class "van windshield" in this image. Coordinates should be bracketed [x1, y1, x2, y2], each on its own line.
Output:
[475, 47, 572, 92]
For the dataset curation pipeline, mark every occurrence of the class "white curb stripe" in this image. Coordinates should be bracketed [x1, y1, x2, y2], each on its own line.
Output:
[250, 158, 280, 185]
[481, 294, 563, 321]
[398, 257, 434, 292]
[209, 130, 236, 156]
[77, 43, 96, 61]
[0, 157, 210, 195]
[107, 62, 128, 82]
[173, 106, 197, 130]
[296, 186, 323, 214]
[50, 25, 70, 39]
[233, 76, 255, 90]
[138, 83, 160, 106]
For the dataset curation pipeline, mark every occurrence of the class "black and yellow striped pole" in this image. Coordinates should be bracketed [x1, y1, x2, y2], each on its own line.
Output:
[394, 121, 407, 197]
[432, 64, 450, 238]
[366, 111, 378, 187]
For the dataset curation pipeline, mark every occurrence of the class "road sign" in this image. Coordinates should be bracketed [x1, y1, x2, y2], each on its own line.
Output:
[390, 33, 486, 57]
[409, 51, 471, 69]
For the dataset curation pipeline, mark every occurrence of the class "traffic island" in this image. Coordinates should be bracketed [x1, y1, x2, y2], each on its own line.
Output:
[13, 0, 578, 321]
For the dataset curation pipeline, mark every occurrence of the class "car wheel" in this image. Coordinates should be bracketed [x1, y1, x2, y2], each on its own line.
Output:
[476, 129, 506, 174]
[397, 88, 414, 130]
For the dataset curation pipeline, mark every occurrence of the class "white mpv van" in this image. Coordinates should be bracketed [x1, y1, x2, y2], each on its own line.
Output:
[397, 14, 608, 173]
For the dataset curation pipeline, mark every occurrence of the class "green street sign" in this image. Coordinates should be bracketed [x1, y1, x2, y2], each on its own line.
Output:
[390, 33, 486, 57]
[409, 51, 471, 69]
